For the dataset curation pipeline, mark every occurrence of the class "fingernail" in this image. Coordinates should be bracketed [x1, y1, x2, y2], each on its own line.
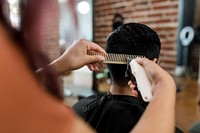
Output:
[99, 56, 105, 61]
[95, 66, 99, 71]
[136, 57, 141, 61]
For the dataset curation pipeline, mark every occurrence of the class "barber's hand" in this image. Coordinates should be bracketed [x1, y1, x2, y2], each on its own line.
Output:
[128, 58, 176, 95]
[51, 38, 107, 75]
[129, 58, 176, 133]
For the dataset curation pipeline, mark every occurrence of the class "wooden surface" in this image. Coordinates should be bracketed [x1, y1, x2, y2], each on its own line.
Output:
[175, 76, 200, 133]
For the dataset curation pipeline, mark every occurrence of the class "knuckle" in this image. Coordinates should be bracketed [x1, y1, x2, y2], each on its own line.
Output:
[79, 38, 85, 43]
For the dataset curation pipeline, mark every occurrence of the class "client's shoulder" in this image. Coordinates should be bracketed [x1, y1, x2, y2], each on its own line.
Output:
[72, 93, 105, 117]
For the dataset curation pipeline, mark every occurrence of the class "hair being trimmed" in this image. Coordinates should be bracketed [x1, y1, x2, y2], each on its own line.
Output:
[106, 23, 161, 86]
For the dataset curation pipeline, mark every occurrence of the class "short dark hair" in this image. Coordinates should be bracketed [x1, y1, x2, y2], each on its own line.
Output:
[106, 22, 161, 86]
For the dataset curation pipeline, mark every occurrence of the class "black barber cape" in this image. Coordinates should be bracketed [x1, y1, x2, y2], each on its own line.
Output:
[73, 93, 183, 133]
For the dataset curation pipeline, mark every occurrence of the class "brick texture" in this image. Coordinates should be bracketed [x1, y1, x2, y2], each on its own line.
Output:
[40, 0, 60, 62]
[93, 0, 179, 75]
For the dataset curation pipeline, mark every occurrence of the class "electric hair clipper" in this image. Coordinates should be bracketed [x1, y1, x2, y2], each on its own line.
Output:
[129, 59, 152, 102]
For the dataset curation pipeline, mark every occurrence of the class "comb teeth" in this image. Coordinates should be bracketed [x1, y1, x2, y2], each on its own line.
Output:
[87, 51, 145, 64]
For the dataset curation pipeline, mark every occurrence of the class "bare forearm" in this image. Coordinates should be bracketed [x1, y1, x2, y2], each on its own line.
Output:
[131, 93, 175, 132]
[35, 59, 71, 78]
[131, 78, 176, 133]
[48, 58, 71, 76]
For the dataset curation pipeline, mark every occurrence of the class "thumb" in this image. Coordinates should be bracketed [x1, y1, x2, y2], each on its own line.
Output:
[87, 55, 105, 63]
[136, 57, 148, 66]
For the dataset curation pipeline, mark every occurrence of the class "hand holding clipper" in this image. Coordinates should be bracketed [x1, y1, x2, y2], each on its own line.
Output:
[129, 59, 153, 102]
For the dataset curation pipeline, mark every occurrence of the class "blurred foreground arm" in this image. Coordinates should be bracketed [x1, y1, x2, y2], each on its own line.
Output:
[37, 38, 107, 75]
[0, 23, 95, 133]
[129, 58, 176, 133]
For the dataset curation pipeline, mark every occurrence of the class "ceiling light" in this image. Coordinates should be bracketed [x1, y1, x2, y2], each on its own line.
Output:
[77, 1, 90, 15]
[7, 0, 17, 5]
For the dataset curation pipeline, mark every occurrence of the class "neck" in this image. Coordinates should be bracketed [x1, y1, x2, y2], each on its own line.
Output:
[110, 83, 136, 97]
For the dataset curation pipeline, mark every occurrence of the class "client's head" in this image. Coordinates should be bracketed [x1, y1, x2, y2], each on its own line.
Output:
[106, 22, 161, 87]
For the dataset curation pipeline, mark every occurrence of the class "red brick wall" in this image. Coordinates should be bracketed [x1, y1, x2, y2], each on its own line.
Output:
[40, 0, 60, 61]
[93, 0, 179, 75]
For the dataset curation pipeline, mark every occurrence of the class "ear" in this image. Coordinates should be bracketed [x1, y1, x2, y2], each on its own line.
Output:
[153, 58, 160, 64]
